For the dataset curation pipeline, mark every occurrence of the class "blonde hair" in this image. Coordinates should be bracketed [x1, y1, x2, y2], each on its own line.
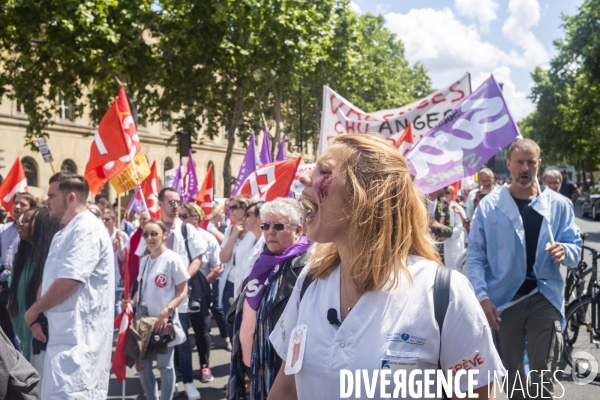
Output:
[309, 134, 441, 293]
[229, 195, 251, 209]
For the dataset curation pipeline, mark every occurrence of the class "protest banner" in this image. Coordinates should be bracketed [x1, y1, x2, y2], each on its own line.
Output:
[319, 73, 471, 155]
[406, 75, 520, 194]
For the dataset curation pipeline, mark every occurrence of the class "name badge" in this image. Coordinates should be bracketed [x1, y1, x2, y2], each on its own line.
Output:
[285, 324, 307, 375]
[381, 358, 418, 374]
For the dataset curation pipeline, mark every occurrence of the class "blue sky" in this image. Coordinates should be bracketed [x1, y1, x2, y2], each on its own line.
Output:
[351, 0, 583, 121]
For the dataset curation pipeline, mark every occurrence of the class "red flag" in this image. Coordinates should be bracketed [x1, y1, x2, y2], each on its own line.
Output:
[112, 251, 132, 383]
[240, 158, 301, 202]
[85, 87, 146, 194]
[137, 161, 161, 219]
[0, 158, 28, 218]
[387, 122, 415, 156]
[196, 164, 213, 230]
[450, 181, 460, 202]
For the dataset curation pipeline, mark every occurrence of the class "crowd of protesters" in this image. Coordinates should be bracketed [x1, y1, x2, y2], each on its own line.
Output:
[0, 134, 590, 400]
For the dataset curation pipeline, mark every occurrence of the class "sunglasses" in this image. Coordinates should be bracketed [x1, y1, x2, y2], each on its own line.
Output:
[260, 222, 294, 231]
[102, 217, 112, 222]
[229, 205, 246, 211]
[168, 200, 182, 207]
[245, 212, 258, 218]
[142, 231, 160, 238]
[180, 213, 198, 220]
[445, 191, 452, 195]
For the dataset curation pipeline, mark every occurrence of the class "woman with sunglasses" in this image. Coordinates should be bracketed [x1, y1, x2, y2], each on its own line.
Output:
[227, 198, 310, 400]
[121, 219, 189, 400]
[8, 207, 59, 366]
[219, 195, 253, 342]
[267, 135, 504, 400]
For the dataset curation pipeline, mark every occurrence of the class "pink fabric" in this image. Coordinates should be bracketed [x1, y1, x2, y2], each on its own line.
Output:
[240, 299, 257, 367]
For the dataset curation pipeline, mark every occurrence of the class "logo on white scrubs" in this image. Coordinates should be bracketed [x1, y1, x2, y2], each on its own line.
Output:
[386, 332, 426, 346]
[155, 274, 168, 288]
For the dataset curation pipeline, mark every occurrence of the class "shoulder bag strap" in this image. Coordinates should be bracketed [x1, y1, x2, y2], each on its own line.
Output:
[434, 265, 452, 399]
[181, 222, 193, 264]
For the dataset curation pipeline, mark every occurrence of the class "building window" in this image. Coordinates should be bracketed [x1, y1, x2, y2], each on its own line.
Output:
[16, 101, 25, 114]
[58, 93, 74, 121]
[60, 159, 78, 174]
[21, 157, 38, 187]
[137, 109, 147, 127]
[223, 127, 228, 141]
[162, 120, 171, 131]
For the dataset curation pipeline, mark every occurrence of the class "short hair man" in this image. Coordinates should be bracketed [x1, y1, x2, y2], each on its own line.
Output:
[542, 169, 562, 192]
[426, 187, 453, 263]
[559, 170, 581, 202]
[24, 172, 114, 399]
[467, 139, 582, 399]
[0, 192, 36, 350]
[465, 167, 496, 219]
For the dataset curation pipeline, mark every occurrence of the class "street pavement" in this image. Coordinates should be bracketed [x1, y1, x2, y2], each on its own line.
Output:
[108, 205, 600, 399]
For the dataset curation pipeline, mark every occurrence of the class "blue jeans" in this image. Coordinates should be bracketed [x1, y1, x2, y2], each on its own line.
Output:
[176, 312, 194, 384]
[211, 280, 228, 338]
[137, 345, 175, 400]
[222, 280, 235, 340]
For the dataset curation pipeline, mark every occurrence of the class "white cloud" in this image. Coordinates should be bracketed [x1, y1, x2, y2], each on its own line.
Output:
[502, 0, 550, 68]
[473, 66, 534, 121]
[385, 8, 510, 74]
[454, 0, 499, 32]
[350, 2, 361, 15]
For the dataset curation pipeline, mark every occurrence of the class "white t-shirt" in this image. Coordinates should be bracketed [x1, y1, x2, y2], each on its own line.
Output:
[270, 256, 505, 400]
[41, 210, 114, 399]
[138, 249, 190, 347]
[242, 233, 266, 283]
[218, 226, 253, 306]
[196, 227, 221, 277]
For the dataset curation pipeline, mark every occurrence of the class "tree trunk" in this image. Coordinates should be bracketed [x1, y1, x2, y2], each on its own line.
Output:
[222, 83, 248, 198]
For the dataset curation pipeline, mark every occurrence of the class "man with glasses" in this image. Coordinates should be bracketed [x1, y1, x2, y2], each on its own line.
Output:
[465, 167, 497, 220]
[154, 188, 207, 399]
[425, 187, 453, 263]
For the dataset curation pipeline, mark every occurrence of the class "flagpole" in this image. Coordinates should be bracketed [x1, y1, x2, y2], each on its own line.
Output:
[122, 378, 126, 400]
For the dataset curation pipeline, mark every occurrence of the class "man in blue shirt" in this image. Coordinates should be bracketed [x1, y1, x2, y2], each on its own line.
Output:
[467, 138, 581, 399]
[558, 170, 580, 202]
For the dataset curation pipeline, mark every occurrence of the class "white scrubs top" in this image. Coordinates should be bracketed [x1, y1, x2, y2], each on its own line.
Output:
[270, 256, 505, 400]
[197, 227, 222, 277]
[138, 249, 190, 346]
[40, 210, 115, 399]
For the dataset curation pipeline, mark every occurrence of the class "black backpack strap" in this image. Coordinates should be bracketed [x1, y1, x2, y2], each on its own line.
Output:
[434, 265, 452, 399]
[300, 272, 314, 301]
[181, 222, 192, 264]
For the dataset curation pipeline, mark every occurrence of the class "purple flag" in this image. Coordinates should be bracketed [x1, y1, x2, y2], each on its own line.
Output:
[276, 135, 286, 161]
[182, 149, 199, 202]
[259, 129, 272, 166]
[126, 187, 143, 213]
[231, 132, 259, 196]
[172, 159, 183, 194]
[406, 75, 520, 195]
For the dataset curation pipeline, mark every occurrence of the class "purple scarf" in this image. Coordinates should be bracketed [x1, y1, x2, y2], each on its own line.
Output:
[245, 235, 310, 310]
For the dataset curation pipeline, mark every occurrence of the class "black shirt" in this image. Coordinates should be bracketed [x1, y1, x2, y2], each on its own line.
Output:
[559, 179, 577, 200]
[512, 196, 543, 295]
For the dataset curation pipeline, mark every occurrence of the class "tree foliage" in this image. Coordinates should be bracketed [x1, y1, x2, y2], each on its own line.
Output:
[519, 0, 600, 177]
[0, 0, 431, 195]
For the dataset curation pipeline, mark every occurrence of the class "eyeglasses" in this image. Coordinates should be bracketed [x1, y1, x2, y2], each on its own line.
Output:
[168, 200, 182, 207]
[260, 222, 295, 231]
[102, 217, 112, 222]
[229, 205, 246, 211]
[245, 212, 258, 218]
[142, 231, 160, 238]
[445, 191, 452, 195]
[180, 213, 198, 220]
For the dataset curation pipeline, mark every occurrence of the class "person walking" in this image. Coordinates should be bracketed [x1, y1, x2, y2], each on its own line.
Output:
[0, 192, 36, 351]
[267, 135, 504, 400]
[7, 207, 59, 367]
[467, 139, 582, 399]
[24, 172, 114, 399]
[443, 186, 467, 271]
[228, 198, 309, 400]
[465, 168, 496, 219]
[122, 219, 189, 400]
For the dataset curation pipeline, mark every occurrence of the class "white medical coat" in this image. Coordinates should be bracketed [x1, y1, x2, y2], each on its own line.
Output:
[41, 210, 114, 399]
[443, 201, 466, 271]
[270, 256, 505, 400]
